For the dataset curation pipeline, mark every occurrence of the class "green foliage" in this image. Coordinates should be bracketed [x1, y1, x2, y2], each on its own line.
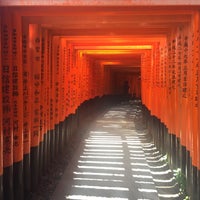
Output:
[183, 196, 190, 200]
[160, 154, 168, 162]
[173, 168, 190, 199]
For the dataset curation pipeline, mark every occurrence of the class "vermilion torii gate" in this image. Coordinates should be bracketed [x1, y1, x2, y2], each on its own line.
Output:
[0, 0, 200, 199]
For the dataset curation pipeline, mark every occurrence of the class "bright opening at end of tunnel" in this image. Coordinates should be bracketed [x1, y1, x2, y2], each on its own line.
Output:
[81, 46, 152, 55]
[79, 45, 152, 50]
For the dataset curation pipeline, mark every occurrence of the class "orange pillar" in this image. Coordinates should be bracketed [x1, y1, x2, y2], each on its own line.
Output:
[1, 9, 14, 200]
[45, 30, 52, 167]
[190, 13, 200, 198]
[42, 29, 51, 168]
[191, 12, 199, 169]
[22, 21, 31, 196]
[0, 14, 3, 200]
[59, 38, 67, 150]
[52, 36, 60, 156]
[48, 33, 57, 161]
[63, 40, 69, 118]
[38, 28, 49, 177]
[180, 28, 189, 148]
[11, 12, 24, 200]
[60, 38, 66, 123]
[197, 14, 200, 192]
[29, 24, 41, 191]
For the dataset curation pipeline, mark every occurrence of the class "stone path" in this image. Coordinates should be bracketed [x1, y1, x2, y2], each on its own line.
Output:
[51, 101, 182, 200]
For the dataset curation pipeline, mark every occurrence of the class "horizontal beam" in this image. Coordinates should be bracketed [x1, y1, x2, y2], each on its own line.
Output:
[1, 0, 200, 6]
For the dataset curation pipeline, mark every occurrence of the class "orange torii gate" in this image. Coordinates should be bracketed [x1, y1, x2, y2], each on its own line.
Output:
[0, 2, 200, 200]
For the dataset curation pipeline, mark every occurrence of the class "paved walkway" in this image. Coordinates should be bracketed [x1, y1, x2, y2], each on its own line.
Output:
[51, 101, 182, 200]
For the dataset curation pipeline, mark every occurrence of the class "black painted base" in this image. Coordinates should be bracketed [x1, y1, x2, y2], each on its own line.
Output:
[50, 129, 55, 161]
[180, 145, 186, 176]
[13, 161, 24, 200]
[23, 153, 31, 198]
[191, 166, 198, 200]
[197, 169, 200, 200]
[70, 115, 76, 136]
[67, 115, 72, 138]
[175, 137, 181, 168]
[0, 175, 3, 200]
[39, 141, 44, 177]
[3, 165, 13, 200]
[186, 150, 192, 195]
[59, 121, 65, 153]
[30, 146, 39, 192]
[43, 133, 48, 173]
[170, 134, 176, 168]
[55, 124, 60, 156]
[64, 118, 69, 145]
[47, 130, 51, 166]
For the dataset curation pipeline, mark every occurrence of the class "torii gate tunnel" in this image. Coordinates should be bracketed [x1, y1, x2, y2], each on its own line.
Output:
[0, 0, 200, 199]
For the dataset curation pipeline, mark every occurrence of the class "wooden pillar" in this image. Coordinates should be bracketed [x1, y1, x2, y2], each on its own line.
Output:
[49, 33, 56, 162]
[59, 38, 67, 153]
[11, 12, 24, 200]
[0, 14, 3, 200]
[29, 24, 41, 191]
[198, 10, 200, 200]
[46, 31, 51, 167]
[22, 21, 31, 197]
[1, 9, 14, 200]
[41, 28, 49, 173]
[52, 36, 60, 157]
[191, 11, 200, 200]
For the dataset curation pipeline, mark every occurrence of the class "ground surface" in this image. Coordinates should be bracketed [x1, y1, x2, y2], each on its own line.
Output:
[49, 101, 183, 200]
